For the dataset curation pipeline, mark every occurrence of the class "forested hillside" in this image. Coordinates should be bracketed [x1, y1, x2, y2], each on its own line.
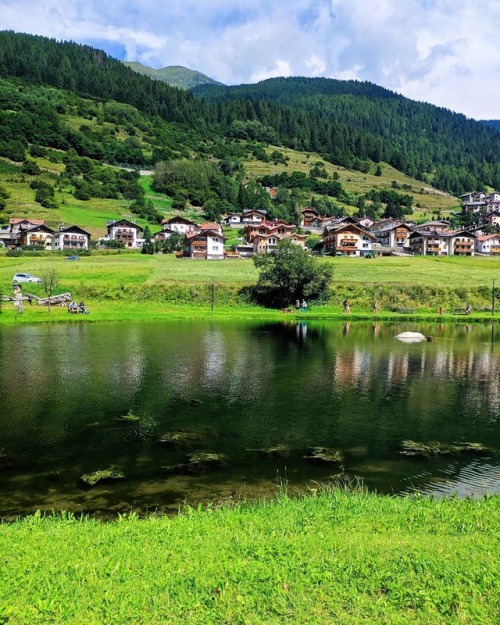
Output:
[193, 77, 500, 194]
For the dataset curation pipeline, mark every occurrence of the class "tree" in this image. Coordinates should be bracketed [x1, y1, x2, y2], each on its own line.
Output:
[252, 240, 332, 308]
[141, 225, 155, 255]
[41, 267, 59, 313]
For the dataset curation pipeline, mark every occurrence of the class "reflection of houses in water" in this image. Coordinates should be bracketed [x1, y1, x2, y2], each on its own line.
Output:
[385, 352, 409, 387]
[333, 348, 372, 388]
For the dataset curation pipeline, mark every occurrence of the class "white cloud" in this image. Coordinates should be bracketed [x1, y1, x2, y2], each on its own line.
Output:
[1, 0, 499, 118]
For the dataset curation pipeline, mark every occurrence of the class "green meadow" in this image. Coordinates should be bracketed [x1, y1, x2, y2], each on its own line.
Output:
[1, 253, 500, 324]
[0, 489, 498, 624]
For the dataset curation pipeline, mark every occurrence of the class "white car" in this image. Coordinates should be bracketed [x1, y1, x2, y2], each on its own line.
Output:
[12, 273, 42, 284]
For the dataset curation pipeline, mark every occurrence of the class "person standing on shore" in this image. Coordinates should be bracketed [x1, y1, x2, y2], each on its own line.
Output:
[343, 298, 350, 314]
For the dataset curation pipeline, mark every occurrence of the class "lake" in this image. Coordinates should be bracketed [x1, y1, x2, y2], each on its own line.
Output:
[0, 320, 499, 518]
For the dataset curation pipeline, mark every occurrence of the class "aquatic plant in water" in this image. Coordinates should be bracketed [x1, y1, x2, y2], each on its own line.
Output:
[399, 440, 495, 458]
[80, 468, 125, 486]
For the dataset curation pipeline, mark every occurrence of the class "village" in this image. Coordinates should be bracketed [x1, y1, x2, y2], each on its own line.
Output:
[1, 190, 500, 259]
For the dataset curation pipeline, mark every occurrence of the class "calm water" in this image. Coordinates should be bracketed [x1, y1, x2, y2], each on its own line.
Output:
[0, 320, 499, 518]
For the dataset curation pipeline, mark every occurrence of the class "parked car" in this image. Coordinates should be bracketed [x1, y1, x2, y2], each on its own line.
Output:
[12, 273, 42, 284]
[65, 255, 80, 261]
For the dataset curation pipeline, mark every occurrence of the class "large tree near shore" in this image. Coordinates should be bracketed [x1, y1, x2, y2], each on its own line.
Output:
[252, 240, 332, 308]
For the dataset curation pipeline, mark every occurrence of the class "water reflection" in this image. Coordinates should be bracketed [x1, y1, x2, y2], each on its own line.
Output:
[0, 320, 499, 517]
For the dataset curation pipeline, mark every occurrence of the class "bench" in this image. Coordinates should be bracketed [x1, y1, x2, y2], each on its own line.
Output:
[391, 307, 415, 314]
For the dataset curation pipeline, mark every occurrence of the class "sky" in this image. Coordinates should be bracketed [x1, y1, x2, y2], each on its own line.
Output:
[1, 0, 499, 120]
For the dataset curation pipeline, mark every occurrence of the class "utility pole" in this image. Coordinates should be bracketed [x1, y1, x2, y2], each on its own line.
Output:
[492, 279, 496, 316]
[211, 276, 215, 313]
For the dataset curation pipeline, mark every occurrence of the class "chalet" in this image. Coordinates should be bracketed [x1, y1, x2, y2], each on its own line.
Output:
[161, 216, 198, 234]
[153, 228, 175, 242]
[252, 233, 280, 254]
[265, 187, 279, 199]
[280, 233, 308, 248]
[53, 225, 91, 251]
[20, 224, 54, 250]
[0, 225, 20, 249]
[372, 221, 412, 249]
[199, 222, 223, 235]
[476, 234, 500, 255]
[9, 218, 45, 232]
[241, 209, 267, 224]
[411, 220, 450, 232]
[322, 223, 377, 257]
[300, 206, 320, 228]
[408, 229, 475, 256]
[309, 215, 335, 231]
[222, 213, 242, 226]
[484, 211, 500, 227]
[105, 219, 143, 249]
[186, 230, 225, 260]
[244, 220, 295, 243]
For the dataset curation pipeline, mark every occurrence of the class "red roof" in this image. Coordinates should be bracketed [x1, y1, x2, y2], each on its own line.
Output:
[10, 218, 45, 226]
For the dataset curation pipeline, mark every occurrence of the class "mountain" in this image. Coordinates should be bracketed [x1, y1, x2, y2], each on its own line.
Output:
[122, 61, 223, 90]
[0, 28, 499, 216]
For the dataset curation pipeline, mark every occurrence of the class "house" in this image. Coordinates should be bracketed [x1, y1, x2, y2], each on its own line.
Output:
[252, 233, 280, 254]
[484, 211, 500, 227]
[300, 206, 320, 228]
[199, 222, 223, 235]
[322, 223, 377, 256]
[0, 224, 20, 249]
[161, 216, 198, 235]
[411, 220, 450, 232]
[153, 228, 175, 242]
[186, 230, 226, 259]
[222, 213, 242, 226]
[280, 233, 308, 249]
[53, 225, 91, 251]
[265, 187, 279, 199]
[105, 219, 143, 249]
[408, 229, 475, 256]
[20, 224, 54, 250]
[476, 234, 500, 255]
[372, 221, 412, 249]
[244, 220, 296, 243]
[241, 209, 267, 224]
[9, 218, 45, 232]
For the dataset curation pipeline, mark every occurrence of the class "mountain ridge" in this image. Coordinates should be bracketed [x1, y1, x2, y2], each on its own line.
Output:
[122, 61, 223, 89]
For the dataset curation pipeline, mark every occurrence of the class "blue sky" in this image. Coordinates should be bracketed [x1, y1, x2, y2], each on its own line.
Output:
[1, 0, 499, 119]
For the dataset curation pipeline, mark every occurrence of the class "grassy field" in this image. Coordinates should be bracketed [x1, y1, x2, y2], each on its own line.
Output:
[0, 489, 498, 624]
[1, 253, 500, 324]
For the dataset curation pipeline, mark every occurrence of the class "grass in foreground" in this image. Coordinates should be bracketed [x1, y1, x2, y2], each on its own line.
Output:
[0, 489, 498, 624]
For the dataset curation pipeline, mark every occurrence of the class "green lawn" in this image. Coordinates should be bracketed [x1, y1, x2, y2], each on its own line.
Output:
[2, 254, 499, 290]
[2, 254, 500, 323]
[1, 490, 498, 624]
